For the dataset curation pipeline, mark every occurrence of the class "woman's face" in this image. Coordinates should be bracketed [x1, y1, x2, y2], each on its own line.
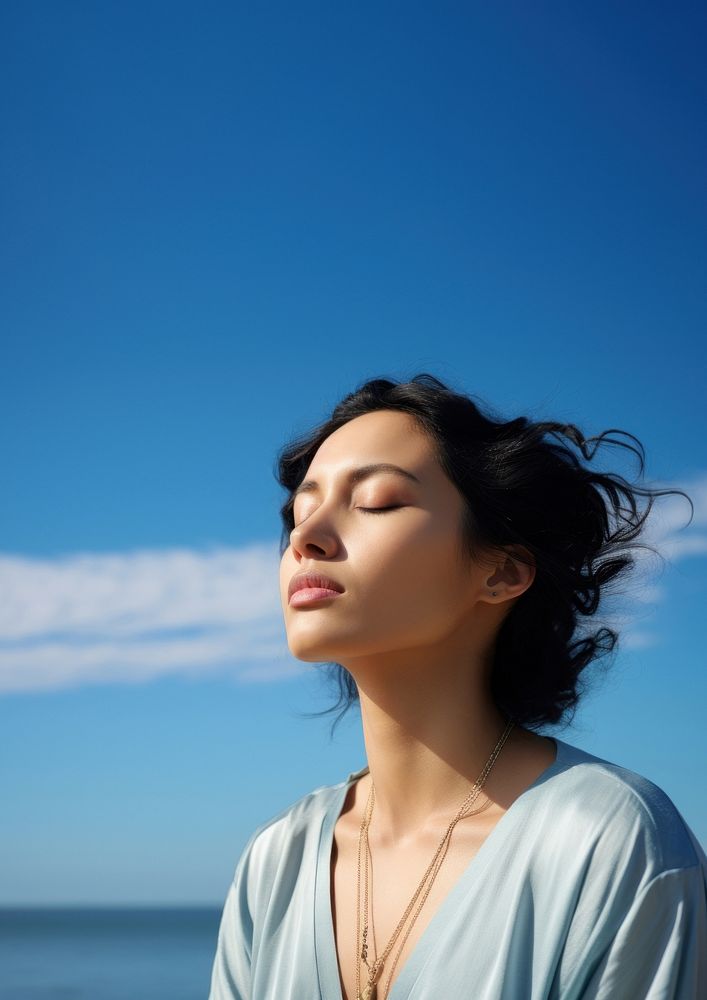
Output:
[279, 409, 495, 665]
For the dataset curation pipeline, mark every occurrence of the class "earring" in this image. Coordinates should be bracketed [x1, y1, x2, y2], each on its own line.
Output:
[491, 591, 498, 597]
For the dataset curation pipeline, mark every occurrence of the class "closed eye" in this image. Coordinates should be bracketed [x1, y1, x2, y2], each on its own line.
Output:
[358, 505, 402, 513]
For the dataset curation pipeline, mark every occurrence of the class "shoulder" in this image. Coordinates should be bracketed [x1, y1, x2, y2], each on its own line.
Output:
[228, 766, 364, 908]
[527, 742, 707, 996]
[533, 738, 706, 883]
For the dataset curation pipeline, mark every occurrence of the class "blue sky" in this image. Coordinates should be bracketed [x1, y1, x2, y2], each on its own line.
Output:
[1, 2, 705, 905]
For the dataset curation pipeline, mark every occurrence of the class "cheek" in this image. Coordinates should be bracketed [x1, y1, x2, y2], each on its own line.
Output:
[355, 518, 466, 612]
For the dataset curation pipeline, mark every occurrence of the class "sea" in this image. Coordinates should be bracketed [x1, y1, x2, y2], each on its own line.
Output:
[0, 907, 223, 1000]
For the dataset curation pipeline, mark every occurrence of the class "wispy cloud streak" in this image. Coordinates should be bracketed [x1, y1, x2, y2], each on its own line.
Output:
[0, 542, 299, 693]
[1, 475, 705, 694]
[590, 473, 707, 649]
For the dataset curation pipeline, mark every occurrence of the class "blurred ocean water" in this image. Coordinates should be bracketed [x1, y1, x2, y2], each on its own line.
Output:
[0, 907, 222, 1000]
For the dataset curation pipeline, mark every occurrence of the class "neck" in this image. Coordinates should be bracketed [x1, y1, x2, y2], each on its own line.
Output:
[343, 641, 512, 845]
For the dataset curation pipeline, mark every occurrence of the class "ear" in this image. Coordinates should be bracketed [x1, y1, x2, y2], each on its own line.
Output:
[484, 545, 535, 602]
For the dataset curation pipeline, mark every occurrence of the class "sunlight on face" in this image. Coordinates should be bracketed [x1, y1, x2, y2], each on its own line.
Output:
[279, 409, 492, 666]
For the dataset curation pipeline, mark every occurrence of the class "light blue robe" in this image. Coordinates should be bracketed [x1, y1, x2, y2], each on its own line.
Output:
[208, 737, 707, 998]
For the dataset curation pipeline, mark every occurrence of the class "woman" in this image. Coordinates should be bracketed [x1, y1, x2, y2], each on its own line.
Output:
[209, 373, 707, 1000]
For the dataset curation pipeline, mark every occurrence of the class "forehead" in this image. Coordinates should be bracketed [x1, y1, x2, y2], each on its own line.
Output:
[305, 409, 436, 476]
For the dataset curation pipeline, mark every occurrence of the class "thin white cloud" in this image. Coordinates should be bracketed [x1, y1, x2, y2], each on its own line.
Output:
[0, 545, 281, 640]
[637, 473, 707, 559]
[621, 630, 662, 651]
[587, 472, 707, 649]
[0, 475, 705, 695]
[0, 542, 303, 694]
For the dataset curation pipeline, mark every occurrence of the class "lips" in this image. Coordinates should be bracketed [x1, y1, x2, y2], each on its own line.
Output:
[288, 571, 345, 600]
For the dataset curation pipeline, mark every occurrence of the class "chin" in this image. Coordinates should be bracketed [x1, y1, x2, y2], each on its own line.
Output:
[286, 632, 343, 663]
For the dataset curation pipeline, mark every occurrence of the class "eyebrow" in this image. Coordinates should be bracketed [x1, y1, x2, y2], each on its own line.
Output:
[292, 463, 421, 500]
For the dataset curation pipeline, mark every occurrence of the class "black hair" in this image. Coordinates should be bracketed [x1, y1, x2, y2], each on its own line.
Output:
[275, 373, 693, 736]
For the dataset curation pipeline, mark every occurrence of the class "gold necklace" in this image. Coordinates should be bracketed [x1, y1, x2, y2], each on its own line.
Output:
[354, 719, 514, 1000]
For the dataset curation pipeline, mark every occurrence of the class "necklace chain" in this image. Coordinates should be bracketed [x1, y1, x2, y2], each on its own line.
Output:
[354, 719, 514, 1000]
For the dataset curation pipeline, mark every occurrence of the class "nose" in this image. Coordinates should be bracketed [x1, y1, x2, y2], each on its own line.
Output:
[289, 508, 339, 559]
